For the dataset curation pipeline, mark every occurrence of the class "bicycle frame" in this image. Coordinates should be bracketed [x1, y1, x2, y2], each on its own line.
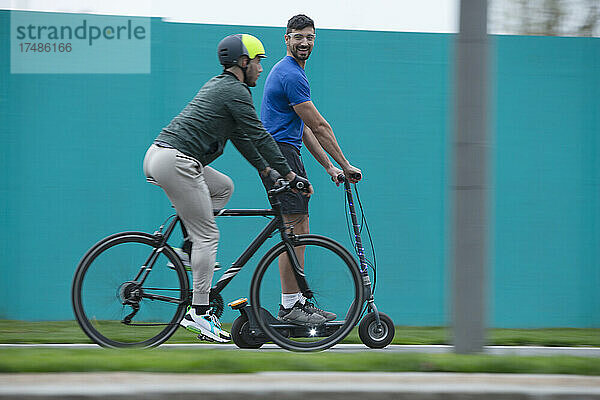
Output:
[72, 176, 393, 349]
[137, 202, 313, 303]
[133, 182, 373, 314]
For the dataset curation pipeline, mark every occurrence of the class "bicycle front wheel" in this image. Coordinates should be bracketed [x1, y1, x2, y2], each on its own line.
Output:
[250, 234, 364, 351]
[72, 232, 190, 348]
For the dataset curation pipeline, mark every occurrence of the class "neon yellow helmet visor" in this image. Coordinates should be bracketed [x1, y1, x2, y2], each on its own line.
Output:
[241, 34, 266, 59]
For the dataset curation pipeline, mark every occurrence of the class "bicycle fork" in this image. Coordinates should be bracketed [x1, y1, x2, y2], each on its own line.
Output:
[281, 230, 314, 300]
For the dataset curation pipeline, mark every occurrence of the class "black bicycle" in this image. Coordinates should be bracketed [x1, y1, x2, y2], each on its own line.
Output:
[71, 175, 394, 351]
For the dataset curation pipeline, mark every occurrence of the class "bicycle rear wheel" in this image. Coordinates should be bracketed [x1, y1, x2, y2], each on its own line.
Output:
[72, 232, 190, 348]
[250, 234, 363, 351]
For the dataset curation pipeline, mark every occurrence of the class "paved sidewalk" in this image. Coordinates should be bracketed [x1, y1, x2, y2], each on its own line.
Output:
[2, 343, 600, 357]
[1, 372, 599, 400]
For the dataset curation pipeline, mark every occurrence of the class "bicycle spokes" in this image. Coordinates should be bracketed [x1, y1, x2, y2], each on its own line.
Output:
[251, 236, 363, 351]
[74, 235, 188, 347]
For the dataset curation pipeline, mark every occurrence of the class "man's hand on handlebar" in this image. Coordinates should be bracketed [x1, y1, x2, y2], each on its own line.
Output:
[260, 167, 284, 187]
[331, 164, 362, 184]
[326, 166, 344, 186]
[286, 174, 313, 197]
[261, 168, 313, 197]
[343, 164, 362, 184]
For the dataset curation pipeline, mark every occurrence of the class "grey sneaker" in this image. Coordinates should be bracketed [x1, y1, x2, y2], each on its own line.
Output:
[303, 301, 337, 321]
[278, 301, 326, 326]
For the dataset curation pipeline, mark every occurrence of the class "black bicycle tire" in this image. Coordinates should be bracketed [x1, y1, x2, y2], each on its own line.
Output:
[249, 234, 364, 352]
[71, 232, 190, 348]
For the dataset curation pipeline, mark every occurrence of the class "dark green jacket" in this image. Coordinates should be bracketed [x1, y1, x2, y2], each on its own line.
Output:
[155, 72, 291, 176]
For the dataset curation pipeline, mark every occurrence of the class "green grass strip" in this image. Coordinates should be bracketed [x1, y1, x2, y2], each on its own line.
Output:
[1, 348, 599, 375]
[1, 320, 598, 347]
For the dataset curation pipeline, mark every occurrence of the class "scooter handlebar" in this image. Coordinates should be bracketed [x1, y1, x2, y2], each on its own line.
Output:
[335, 173, 362, 183]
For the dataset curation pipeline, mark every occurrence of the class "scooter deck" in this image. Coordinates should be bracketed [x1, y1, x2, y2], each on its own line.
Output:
[241, 305, 344, 340]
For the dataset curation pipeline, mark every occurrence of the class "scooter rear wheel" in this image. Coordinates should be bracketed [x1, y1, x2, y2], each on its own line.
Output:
[250, 235, 364, 352]
[231, 314, 264, 349]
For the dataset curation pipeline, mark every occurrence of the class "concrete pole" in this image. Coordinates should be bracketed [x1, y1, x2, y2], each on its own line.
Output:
[452, 0, 489, 354]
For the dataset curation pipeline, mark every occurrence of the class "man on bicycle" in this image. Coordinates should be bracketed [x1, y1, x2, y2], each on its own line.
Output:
[261, 15, 362, 325]
[144, 33, 311, 342]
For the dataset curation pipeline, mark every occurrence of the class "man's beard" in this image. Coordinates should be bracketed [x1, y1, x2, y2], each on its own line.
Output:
[291, 45, 311, 60]
[244, 74, 257, 87]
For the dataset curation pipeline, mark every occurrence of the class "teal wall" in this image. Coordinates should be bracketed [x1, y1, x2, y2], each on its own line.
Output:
[0, 11, 598, 327]
[493, 36, 599, 327]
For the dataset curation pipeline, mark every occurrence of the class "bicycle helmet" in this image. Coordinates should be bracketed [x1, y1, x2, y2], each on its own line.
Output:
[217, 34, 266, 67]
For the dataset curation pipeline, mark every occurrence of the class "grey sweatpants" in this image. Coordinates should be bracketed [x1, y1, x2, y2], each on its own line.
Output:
[143, 144, 233, 305]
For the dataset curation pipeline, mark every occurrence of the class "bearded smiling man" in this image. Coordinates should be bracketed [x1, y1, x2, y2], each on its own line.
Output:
[260, 14, 362, 325]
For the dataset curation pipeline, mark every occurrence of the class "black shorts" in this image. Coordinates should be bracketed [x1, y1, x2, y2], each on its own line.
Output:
[262, 142, 309, 215]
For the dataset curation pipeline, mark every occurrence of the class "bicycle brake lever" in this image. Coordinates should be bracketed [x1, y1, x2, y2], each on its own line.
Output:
[267, 184, 289, 196]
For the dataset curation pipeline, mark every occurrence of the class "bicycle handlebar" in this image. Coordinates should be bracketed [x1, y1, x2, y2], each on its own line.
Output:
[267, 179, 311, 196]
[336, 173, 362, 183]
[268, 173, 361, 196]
[267, 181, 290, 196]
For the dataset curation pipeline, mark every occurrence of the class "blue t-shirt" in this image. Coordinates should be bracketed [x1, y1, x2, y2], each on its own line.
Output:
[261, 56, 311, 149]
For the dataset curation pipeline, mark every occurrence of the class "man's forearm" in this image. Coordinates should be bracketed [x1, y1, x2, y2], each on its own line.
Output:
[303, 126, 334, 170]
[292, 100, 351, 170]
[231, 137, 269, 171]
[310, 122, 350, 169]
[261, 166, 296, 181]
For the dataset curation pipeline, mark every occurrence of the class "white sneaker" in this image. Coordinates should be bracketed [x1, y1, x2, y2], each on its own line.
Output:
[179, 308, 230, 342]
[168, 248, 221, 271]
[167, 247, 191, 270]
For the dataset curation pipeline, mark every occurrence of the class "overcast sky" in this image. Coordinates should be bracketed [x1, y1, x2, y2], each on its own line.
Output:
[1, 0, 460, 32]
[2, 0, 597, 36]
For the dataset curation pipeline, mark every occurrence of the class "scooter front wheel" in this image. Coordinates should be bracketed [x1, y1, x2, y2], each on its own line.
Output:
[358, 311, 395, 349]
